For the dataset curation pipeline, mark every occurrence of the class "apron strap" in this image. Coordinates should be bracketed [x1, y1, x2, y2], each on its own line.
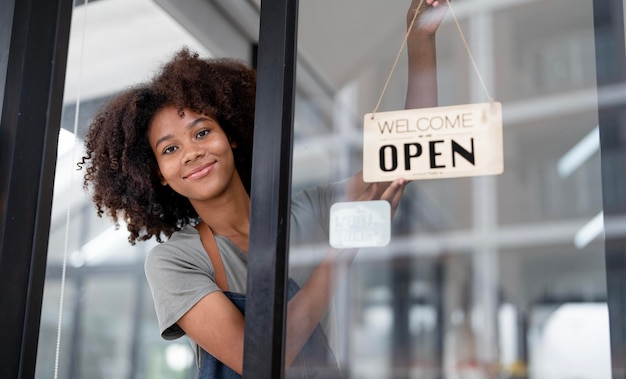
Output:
[197, 221, 229, 292]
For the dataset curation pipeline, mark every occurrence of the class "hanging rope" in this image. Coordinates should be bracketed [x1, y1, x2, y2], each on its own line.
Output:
[371, 0, 495, 119]
[444, 0, 494, 104]
[371, 0, 426, 118]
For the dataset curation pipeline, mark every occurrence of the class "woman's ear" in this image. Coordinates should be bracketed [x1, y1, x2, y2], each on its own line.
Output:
[229, 136, 238, 149]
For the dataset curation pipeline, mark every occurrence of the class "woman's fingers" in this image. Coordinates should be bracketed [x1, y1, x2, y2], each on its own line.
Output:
[408, 0, 449, 36]
[354, 182, 378, 202]
[350, 178, 408, 218]
[380, 178, 407, 218]
[380, 178, 406, 201]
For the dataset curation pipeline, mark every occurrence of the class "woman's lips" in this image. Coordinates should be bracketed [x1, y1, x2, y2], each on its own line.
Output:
[184, 162, 216, 180]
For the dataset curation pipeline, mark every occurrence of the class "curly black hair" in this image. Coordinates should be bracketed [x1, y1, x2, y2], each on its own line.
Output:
[80, 48, 256, 244]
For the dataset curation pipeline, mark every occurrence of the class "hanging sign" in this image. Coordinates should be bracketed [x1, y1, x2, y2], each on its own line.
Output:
[363, 102, 503, 182]
[329, 200, 390, 249]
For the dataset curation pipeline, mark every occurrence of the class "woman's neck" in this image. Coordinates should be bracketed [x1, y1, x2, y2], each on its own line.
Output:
[192, 181, 251, 252]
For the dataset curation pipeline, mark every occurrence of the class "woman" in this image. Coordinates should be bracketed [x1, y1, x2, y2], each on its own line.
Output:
[80, 1, 447, 377]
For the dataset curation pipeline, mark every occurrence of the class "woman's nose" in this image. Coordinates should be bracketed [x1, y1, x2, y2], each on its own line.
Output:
[183, 148, 204, 164]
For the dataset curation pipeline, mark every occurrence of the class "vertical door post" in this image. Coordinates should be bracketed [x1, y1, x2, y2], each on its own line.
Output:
[244, 0, 299, 377]
[0, 0, 73, 377]
[593, 0, 626, 376]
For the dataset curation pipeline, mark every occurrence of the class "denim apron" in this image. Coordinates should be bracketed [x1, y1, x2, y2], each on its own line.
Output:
[197, 222, 342, 379]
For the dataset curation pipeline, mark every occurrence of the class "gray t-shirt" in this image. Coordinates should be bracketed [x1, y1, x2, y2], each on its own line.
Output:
[144, 181, 345, 341]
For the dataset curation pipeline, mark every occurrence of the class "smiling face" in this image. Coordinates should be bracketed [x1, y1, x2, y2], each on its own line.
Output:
[148, 106, 242, 206]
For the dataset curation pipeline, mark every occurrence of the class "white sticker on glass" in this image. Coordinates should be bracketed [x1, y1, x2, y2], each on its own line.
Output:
[329, 200, 390, 249]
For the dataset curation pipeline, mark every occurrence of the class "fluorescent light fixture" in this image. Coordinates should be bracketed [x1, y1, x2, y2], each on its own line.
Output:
[574, 211, 604, 249]
[557, 126, 600, 178]
[57, 128, 76, 157]
[80, 224, 129, 265]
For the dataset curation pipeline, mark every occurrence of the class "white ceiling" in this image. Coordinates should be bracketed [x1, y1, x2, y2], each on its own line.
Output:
[63, 0, 210, 104]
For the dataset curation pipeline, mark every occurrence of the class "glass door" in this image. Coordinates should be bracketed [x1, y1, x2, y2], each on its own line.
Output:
[36, 1, 215, 378]
[288, 0, 612, 377]
[11, 0, 623, 377]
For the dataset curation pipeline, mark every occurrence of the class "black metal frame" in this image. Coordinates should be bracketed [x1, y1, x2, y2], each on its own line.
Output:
[243, 0, 299, 377]
[594, 0, 626, 377]
[0, 0, 73, 378]
[2, 0, 626, 378]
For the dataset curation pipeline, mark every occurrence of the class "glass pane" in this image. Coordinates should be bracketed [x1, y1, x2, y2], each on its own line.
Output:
[290, 0, 608, 378]
[37, 0, 210, 377]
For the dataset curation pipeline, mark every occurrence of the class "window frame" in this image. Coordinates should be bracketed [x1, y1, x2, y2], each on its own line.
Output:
[243, 0, 299, 378]
[0, 0, 73, 377]
[2, 0, 626, 377]
[594, 0, 626, 375]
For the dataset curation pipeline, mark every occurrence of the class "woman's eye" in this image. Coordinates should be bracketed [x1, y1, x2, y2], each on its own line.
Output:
[163, 146, 178, 155]
[197, 129, 210, 138]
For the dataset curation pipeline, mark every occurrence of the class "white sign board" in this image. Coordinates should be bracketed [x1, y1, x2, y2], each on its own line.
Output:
[363, 102, 503, 182]
[329, 200, 390, 249]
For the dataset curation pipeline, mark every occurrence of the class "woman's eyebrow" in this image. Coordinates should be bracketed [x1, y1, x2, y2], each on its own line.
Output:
[186, 117, 212, 130]
[154, 134, 173, 150]
[154, 117, 213, 149]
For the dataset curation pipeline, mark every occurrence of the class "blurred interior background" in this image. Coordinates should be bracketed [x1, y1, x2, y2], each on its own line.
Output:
[37, 0, 620, 378]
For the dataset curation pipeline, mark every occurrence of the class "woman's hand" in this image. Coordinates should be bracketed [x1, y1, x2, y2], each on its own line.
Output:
[407, 0, 449, 40]
[405, 0, 447, 108]
[346, 174, 408, 219]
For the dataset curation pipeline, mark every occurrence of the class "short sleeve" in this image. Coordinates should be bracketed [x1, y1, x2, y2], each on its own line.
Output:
[289, 180, 347, 353]
[289, 179, 347, 285]
[144, 233, 220, 340]
[290, 180, 347, 246]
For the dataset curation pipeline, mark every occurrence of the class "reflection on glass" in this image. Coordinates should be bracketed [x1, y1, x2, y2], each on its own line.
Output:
[37, 0, 209, 377]
[34, 0, 612, 377]
[292, 0, 608, 378]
